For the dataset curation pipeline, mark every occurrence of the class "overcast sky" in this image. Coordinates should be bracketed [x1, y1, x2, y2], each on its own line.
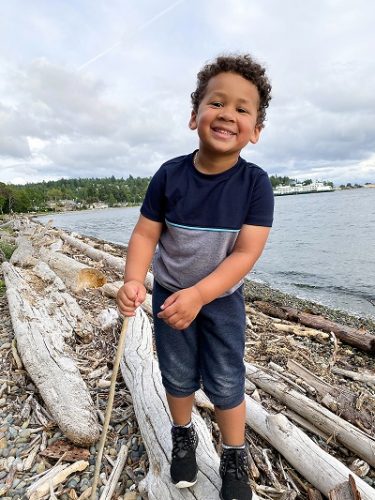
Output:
[1, 0, 375, 186]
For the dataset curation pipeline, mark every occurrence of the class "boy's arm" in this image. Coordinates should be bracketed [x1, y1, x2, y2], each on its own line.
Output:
[195, 224, 270, 303]
[117, 215, 162, 316]
[157, 224, 270, 329]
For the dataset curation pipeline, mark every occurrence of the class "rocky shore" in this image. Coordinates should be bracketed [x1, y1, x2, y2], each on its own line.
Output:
[0, 219, 374, 499]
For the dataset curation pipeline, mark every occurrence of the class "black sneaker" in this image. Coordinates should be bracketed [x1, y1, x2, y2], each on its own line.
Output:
[170, 424, 199, 488]
[220, 447, 252, 500]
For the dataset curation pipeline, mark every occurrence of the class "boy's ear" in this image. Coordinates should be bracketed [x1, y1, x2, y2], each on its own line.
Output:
[189, 111, 197, 130]
[249, 125, 262, 144]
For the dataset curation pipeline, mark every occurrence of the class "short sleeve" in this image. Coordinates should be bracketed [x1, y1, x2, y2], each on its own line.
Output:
[245, 172, 274, 227]
[140, 166, 166, 222]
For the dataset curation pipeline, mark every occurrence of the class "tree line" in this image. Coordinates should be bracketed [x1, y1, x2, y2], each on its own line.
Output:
[0, 174, 340, 215]
[0, 176, 151, 214]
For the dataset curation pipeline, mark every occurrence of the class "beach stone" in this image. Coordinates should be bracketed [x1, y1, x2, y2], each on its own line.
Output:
[19, 429, 31, 439]
[0, 437, 7, 448]
[66, 478, 79, 489]
[0, 471, 6, 480]
[0, 399, 6, 408]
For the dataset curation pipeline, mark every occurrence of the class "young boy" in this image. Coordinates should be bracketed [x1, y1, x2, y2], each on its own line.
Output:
[117, 54, 274, 500]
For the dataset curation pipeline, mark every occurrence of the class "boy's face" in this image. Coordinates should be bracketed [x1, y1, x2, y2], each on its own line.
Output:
[189, 72, 261, 159]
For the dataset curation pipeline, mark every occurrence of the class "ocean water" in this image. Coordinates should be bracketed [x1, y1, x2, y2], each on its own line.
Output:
[37, 188, 375, 319]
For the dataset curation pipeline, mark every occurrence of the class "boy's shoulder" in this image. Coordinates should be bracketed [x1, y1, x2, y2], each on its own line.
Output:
[159, 153, 192, 171]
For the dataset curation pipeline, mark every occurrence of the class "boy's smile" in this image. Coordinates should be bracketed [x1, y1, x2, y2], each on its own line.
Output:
[189, 72, 261, 172]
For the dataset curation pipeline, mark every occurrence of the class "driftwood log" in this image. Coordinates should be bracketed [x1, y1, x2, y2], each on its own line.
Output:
[254, 301, 375, 353]
[245, 363, 375, 467]
[2, 261, 100, 445]
[244, 397, 375, 499]
[60, 232, 154, 289]
[286, 359, 373, 430]
[39, 248, 107, 292]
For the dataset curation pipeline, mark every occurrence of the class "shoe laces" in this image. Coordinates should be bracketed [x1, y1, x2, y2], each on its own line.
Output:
[220, 448, 249, 480]
[171, 426, 196, 458]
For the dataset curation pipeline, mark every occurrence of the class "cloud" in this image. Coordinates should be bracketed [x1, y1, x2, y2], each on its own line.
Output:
[0, 0, 374, 185]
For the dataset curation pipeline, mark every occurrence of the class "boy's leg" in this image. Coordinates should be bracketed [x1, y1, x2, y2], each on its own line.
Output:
[166, 393, 195, 426]
[152, 281, 200, 488]
[215, 400, 246, 446]
[198, 286, 252, 500]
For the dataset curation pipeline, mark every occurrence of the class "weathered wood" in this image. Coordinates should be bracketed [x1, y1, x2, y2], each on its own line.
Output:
[245, 396, 375, 499]
[307, 488, 324, 499]
[120, 308, 261, 500]
[332, 366, 375, 386]
[99, 444, 129, 500]
[2, 261, 100, 446]
[10, 236, 37, 267]
[60, 232, 154, 289]
[245, 363, 375, 467]
[328, 475, 362, 500]
[287, 359, 373, 430]
[254, 301, 375, 353]
[26, 460, 89, 499]
[39, 247, 107, 292]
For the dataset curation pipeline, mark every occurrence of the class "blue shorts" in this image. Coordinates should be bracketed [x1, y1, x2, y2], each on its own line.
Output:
[152, 281, 246, 410]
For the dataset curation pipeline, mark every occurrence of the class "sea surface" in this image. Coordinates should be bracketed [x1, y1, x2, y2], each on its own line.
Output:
[37, 188, 375, 319]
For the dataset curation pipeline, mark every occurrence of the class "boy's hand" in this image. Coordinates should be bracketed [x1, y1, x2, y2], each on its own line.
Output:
[157, 286, 203, 330]
[117, 280, 146, 317]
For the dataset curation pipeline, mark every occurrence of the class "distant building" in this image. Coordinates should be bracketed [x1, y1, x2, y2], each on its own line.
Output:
[363, 183, 375, 188]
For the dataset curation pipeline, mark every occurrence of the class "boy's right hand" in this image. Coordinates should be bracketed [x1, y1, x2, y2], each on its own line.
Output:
[116, 280, 146, 317]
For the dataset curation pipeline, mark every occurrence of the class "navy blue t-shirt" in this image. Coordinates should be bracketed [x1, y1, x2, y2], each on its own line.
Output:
[141, 151, 274, 295]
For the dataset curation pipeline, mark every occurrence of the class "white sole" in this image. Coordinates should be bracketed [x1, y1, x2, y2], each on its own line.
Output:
[174, 478, 198, 488]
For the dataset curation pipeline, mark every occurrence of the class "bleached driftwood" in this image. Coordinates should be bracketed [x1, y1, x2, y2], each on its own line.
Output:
[245, 363, 375, 467]
[332, 366, 375, 386]
[39, 247, 107, 292]
[287, 359, 373, 430]
[120, 309, 261, 500]
[99, 444, 129, 500]
[10, 236, 37, 267]
[2, 261, 100, 445]
[26, 460, 89, 499]
[60, 232, 154, 289]
[244, 396, 375, 499]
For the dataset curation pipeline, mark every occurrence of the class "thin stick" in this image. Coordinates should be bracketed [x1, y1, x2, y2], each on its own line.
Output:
[90, 317, 130, 500]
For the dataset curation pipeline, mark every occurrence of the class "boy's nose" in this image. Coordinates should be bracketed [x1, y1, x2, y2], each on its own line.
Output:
[218, 109, 235, 122]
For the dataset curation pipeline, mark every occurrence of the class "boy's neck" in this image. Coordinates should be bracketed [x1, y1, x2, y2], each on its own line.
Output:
[193, 150, 240, 175]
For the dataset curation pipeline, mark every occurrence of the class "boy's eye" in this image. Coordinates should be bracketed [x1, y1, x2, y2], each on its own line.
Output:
[210, 101, 223, 108]
[237, 108, 248, 114]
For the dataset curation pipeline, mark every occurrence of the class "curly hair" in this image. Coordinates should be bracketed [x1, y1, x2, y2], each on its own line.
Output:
[191, 54, 272, 128]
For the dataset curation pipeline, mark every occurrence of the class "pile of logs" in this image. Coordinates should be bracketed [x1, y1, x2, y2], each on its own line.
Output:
[1, 217, 374, 499]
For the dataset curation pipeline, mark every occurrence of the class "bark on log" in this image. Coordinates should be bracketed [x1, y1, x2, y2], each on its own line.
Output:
[120, 308, 261, 500]
[39, 247, 107, 292]
[245, 363, 375, 467]
[2, 261, 100, 446]
[254, 301, 375, 353]
[244, 396, 375, 499]
[328, 475, 362, 500]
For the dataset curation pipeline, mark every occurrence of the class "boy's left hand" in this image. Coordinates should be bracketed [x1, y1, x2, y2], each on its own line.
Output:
[157, 286, 203, 330]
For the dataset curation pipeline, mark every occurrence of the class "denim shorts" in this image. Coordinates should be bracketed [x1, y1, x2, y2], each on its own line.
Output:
[152, 281, 246, 410]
